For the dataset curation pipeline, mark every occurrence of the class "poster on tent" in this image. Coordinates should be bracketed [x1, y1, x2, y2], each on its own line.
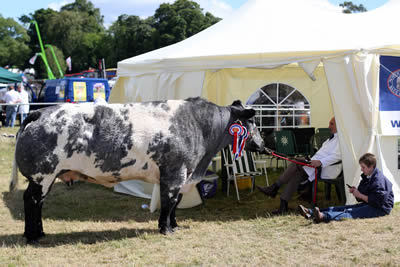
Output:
[379, 56, 400, 135]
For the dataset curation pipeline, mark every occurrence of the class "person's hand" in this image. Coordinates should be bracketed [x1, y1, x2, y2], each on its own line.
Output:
[349, 186, 356, 194]
[310, 160, 322, 168]
[351, 188, 361, 198]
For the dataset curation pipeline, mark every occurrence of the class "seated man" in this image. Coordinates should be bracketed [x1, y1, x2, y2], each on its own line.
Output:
[257, 117, 341, 214]
[299, 153, 394, 222]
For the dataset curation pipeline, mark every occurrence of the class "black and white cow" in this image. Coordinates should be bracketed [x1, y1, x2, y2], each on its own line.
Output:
[9, 97, 264, 243]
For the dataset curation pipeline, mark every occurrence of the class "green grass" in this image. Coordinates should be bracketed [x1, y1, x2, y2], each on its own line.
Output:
[0, 126, 399, 266]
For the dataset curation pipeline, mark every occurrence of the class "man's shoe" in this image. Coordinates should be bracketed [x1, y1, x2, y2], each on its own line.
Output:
[298, 205, 311, 219]
[257, 183, 279, 198]
[272, 199, 288, 215]
[312, 207, 324, 223]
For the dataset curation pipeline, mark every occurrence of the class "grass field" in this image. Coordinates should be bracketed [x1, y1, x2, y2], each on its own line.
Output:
[0, 126, 399, 266]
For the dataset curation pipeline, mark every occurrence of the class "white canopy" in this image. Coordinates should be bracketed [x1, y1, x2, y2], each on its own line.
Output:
[111, 0, 400, 204]
[116, 0, 400, 76]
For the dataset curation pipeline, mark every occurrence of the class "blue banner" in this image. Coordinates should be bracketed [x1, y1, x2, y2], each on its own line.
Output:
[380, 56, 400, 111]
[380, 56, 400, 135]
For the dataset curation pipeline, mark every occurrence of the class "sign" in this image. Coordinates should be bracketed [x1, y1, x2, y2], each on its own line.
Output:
[93, 82, 105, 100]
[379, 56, 400, 135]
[73, 81, 87, 102]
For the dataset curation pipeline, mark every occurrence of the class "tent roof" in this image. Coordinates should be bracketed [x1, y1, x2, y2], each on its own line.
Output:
[118, 0, 400, 76]
[0, 67, 22, 83]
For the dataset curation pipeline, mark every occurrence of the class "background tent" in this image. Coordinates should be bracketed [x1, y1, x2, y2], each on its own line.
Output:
[0, 67, 22, 83]
[111, 0, 400, 204]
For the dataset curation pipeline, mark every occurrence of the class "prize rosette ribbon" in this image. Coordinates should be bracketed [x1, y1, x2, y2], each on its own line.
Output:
[229, 123, 248, 159]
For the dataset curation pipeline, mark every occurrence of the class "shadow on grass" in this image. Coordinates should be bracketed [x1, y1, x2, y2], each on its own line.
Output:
[0, 227, 161, 247]
[2, 171, 342, 245]
[3, 175, 341, 220]
[3, 175, 303, 220]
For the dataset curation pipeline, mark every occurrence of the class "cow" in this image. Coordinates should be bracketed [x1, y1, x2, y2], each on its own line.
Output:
[9, 97, 265, 243]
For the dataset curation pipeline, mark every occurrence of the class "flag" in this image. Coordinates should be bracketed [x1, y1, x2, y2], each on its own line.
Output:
[66, 56, 72, 71]
[29, 53, 38, 65]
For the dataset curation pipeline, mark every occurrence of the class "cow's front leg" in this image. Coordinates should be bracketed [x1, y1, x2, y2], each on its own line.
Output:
[169, 193, 183, 231]
[23, 181, 46, 244]
[158, 181, 181, 235]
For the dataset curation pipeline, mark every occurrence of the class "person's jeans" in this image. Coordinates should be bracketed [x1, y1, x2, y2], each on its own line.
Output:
[20, 113, 27, 124]
[310, 203, 387, 222]
[5, 105, 17, 127]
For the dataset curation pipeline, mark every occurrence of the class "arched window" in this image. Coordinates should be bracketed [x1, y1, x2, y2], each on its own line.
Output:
[246, 83, 311, 131]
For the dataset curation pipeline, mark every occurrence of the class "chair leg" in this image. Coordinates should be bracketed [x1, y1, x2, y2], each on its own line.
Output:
[227, 178, 230, 197]
[335, 180, 346, 205]
[264, 165, 269, 186]
[233, 177, 240, 201]
[325, 183, 331, 200]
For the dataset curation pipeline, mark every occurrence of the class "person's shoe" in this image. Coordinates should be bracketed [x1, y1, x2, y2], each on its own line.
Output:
[312, 207, 324, 223]
[271, 199, 288, 215]
[298, 205, 311, 219]
[257, 183, 279, 198]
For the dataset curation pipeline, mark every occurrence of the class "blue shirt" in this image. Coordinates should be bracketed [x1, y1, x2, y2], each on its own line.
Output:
[358, 168, 394, 214]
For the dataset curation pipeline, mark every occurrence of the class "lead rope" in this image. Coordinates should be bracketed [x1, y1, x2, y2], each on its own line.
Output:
[265, 148, 318, 205]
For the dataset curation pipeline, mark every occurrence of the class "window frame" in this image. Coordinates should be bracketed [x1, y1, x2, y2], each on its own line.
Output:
[246, 82, 311, 131]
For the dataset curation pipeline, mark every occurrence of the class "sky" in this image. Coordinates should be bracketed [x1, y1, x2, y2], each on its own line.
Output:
[1, 0, 390, 27]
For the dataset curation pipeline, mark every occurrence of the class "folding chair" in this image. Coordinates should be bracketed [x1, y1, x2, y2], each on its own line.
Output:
[311, 161, 346, 206]
[221, 146, 264, 201]
[253, 152, 269, 186]
[310, 131, 331, 155]
[274, 130, 298, 168]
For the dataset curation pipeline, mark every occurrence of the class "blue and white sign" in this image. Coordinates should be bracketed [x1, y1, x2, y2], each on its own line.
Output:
[379, 56, 400, 135]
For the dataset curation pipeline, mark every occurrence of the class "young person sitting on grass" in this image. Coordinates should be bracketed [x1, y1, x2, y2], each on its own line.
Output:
[298, 153, 394, 223]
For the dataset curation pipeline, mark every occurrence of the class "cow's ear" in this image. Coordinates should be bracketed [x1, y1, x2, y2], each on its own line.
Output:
[242, 108, 255, 118]
[232, 107, 255, 118]
[231, 100, 242, 107]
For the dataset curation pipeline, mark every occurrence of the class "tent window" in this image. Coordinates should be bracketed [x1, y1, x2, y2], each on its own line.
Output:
[246, 83, 310, 131]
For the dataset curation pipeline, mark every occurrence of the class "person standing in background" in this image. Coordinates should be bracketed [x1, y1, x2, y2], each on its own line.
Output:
[0, 85, 21, 127]
[17, 84, 30, 124]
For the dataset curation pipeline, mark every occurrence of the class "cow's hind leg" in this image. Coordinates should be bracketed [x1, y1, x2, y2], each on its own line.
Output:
[23, 181, 47, 243]
[158, 181, 181, 235]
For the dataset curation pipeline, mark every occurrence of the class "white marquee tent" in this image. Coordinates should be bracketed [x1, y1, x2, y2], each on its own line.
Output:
[111, 0, 400, 204]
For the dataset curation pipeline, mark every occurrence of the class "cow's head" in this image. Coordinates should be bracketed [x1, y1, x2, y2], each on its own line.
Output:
[230, 100, 265, 152]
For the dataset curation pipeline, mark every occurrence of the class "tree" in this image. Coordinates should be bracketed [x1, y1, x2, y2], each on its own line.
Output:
[153, 0, 221, 48]
[339, 1, 367, 13]
[19, 0, 105, 77]
[0, 15, 30, 68]
[15, 0, 221, 76]
[107, 15, 155, 67]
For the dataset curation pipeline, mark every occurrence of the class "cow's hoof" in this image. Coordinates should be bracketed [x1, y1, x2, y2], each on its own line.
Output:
[170, 222, 179, 232]
[171, 226, 180, 232]
[26, 239, 40, 245]
[159, 226, 174, 235]
[23, 231, 45, 240]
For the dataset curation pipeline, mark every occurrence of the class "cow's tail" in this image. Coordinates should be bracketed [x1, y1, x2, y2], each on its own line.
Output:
[9, 152, 19, 192]
[9, 110, 42, 192]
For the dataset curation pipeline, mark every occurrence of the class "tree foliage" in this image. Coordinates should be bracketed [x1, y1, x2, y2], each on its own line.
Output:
[340, 1, 367, 13]
[153, 0, 220, 47]
[0, 15, 30, 68]
[3, 0, 221, 78]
